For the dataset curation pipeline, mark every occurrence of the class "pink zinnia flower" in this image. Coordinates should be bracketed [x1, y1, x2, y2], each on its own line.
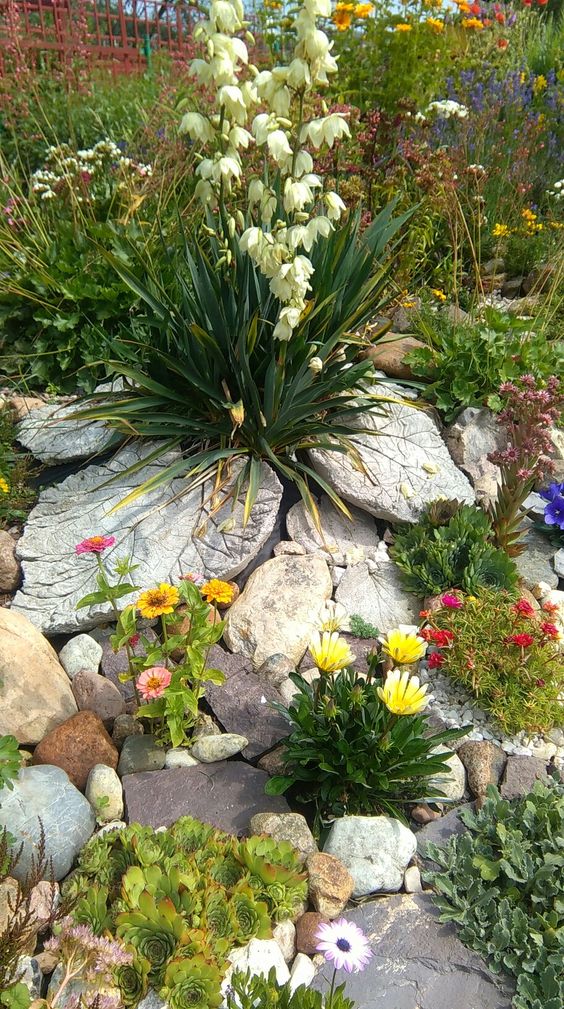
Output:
[315, 918, 373, 973]
[441, 593, 462, 609]
[136, 666, 172, 700]
[75, 535, 116, 555]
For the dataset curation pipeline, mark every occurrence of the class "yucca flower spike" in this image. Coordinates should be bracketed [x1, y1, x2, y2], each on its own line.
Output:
[377, 668, 429, 716]
[309, 630, 355, 673]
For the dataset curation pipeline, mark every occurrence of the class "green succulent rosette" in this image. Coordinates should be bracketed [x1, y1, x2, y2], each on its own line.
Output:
[162, 955, 222, 1009]
[229, 888, 271, 943]
[114, 955, 151, 1006]
[116, 891, 190, 985]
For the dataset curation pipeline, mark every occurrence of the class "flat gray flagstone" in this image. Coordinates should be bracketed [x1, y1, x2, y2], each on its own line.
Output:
[310, 402, 474, 523]
[12, 444, 282, 635]
[16, 381, 125, 464]
[311, 894, 514, 1009]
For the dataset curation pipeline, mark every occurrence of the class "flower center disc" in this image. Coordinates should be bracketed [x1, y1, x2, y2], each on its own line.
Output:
[336, 938, 351, 952]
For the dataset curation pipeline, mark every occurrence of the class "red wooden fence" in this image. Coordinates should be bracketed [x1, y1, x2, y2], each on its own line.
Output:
[0, 0, 196, 74]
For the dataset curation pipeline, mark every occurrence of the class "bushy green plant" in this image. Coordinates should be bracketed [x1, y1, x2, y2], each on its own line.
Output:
[0, 405, 37, 530]
[265, 666, 467, 828]
[390, 502, 518, 597]
[226, 967, 355, 1009]
[405, 308, 562, 421]
[425, 782, 564, 1009]
[65, 817, 308, 1007]
[348, 614, 379, 639]
[0, 736, 22, 792]
[421, 590, 564, 735]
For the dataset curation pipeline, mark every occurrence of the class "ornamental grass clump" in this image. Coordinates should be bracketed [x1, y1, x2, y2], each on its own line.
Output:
[425, 782, 564, 1009]
[74, 0, 412, 526]
[421, 590, 564, 735]
[63, 817, 308, 1008]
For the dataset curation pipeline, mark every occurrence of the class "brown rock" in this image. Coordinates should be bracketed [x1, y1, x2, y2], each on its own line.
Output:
[306, 852, 354, 919]
[411, 803, 441, 825]
[34, 950, 60, 975]
[523, 264, 555, 295]
[32, 711, 118, 790]
[257, 746, 287, 777]
[72, 669, 126, 725]
[363, 336, 426, 381]
[296, 911, 329, 955]
[9, 395, 46, 421]
[458, 741, 507, 798]
[0, 607, 77, 744]
[500, 277, 524, 300]
[500, 755, 550, 800]
[480, 273, 507, 293]
[0, 530, 21, 592]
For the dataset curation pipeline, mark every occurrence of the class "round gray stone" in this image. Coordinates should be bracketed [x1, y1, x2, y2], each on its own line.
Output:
[0, 765, 95, 882]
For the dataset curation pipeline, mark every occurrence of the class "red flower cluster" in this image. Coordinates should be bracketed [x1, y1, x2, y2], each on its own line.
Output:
[420, 628, 455, 647]
[427, 652, 444, 669]
[505, 633, 535, 648]
[513, 598, 535, 618]
[540, 622, 560, 640]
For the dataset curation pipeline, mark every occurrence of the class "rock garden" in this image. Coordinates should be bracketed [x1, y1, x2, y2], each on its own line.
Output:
[0, 2, 563, 1009]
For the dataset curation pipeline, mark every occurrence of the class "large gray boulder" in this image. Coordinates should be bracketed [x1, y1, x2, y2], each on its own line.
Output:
[12, 444, 282, 635]
[323, 815, 417, 898]
[445, 407, 504, 503]
[310, 402, 474, 523]
[16, 383, 123, 464]
[0, 765, 96, 881]
[285, 495, 379, 566]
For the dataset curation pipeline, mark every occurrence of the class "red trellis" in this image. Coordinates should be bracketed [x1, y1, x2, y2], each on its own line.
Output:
[0, 0, 196, 74]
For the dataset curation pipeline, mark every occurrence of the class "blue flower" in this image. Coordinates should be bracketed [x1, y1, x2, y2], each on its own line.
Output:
[544, 494, 564, 531]
[540, 481, 564, 503]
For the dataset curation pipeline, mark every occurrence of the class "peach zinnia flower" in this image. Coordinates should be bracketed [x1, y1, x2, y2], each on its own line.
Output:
[137, 583, 179, 619]
[137, 666, 172, 700]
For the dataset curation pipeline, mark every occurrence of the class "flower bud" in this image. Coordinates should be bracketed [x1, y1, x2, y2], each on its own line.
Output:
[308, 356, 323, 374]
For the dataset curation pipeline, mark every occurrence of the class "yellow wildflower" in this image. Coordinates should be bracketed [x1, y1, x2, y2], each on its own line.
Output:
[522, 208, 537, 222]
[333, 2, 355, 29]
[200, 579, 235, 606]
[431, 288, 447, 301]
[380, 628, 427, 665]
[377, 668, 429, 716]
[462, 17, 484, 29]
[354, 2, 373, 16]
[0, 477, 8, 494]
[137, 583, 180, 619]
[426, 16, 444, 31]
[492, 223, 510, 238]
[457, 1, 471, 12]
[309, 631, 355, 673]
[394, 22, 413, 31]
[533, 75, 547, 96]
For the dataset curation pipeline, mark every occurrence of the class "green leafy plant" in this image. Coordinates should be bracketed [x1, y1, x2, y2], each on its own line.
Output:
[405, 308, 563, 422]
[348, 614, 379, 639]
[0, 985, 31, 1009]
[226, 967, 356, 1009]
[0, 736, 22, 792]
[421, 590, 564, 735]
[265, 666, 467, 828]
[0, 405, 37, 530]
[64, 816, 308, 1007]
[425, 782, 564, 1009]
[390, 502, 518, 596]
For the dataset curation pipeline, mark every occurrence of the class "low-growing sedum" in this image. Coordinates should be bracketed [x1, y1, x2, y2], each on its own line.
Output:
[63, 817, 307, 1008]
[425, 782, 564, 1009]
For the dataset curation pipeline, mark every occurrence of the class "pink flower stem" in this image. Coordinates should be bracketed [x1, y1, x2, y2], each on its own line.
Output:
[96, 554, 141, 707]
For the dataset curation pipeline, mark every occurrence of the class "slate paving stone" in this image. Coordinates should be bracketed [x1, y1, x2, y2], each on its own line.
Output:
[205, 645, 290, 761]
[500, 755, 550, 800]
[123, 761, 290, 834]
[415, 803, 473, 859]
[312, 894, 514, 1009]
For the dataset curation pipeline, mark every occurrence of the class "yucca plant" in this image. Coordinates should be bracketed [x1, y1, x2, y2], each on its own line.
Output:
[75, 201, 411, 524]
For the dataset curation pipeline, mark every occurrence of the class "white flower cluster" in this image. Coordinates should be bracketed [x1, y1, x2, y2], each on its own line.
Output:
[547, 179, 564, 201]
[180, 0, 350, 341]
[425, 99, 469, 120]
[30, 139, 152, 202]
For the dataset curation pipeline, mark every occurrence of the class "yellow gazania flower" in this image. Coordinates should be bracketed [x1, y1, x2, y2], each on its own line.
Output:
[309, 631, 355, 674]
[462, 17, 484, 29]
[354, 3, 373, 17]
[431, 288, 447, 301]
[492, 223, 510, 238]
[0, 476, 9, 494]
[394, 22, 413, 31]
[380, 628, 427, 665]
[426, 16, 444, 31]
[200, 578, 235, 606]
[137, 583, 180, 619]
[333, 3, 355, 30]
[377, 668, 429, 716]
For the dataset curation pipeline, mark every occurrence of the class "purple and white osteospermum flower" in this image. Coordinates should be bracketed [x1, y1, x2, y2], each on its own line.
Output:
[315, 918, 373, 973]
